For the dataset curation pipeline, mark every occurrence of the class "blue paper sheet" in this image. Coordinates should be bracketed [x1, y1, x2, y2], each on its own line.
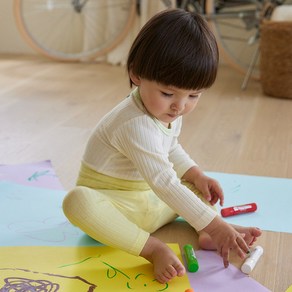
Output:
[206, 172, 292, 233]
[1, 171, 292, 248]
[0, 181, 100, 246]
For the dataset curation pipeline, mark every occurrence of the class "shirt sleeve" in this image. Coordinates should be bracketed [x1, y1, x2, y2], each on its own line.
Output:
[111, 116, 217, 232]
[168, 118, 198, 178]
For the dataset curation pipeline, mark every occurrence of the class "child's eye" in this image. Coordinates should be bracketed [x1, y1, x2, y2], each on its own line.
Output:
[189, 93, 201, 99]
[161, 92, 173, 97]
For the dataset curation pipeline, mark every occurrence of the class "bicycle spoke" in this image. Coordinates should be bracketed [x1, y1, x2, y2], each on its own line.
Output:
[14, 0, 136, 61]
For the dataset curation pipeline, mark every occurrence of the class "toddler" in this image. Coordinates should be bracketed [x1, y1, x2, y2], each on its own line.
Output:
[63, 9, 261, 284]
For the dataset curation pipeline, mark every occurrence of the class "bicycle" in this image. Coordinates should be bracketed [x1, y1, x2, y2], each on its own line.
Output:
[13, 0, 292, 87]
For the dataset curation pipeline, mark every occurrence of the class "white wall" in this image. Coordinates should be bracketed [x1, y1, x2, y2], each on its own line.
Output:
[0, 1, 35, 54]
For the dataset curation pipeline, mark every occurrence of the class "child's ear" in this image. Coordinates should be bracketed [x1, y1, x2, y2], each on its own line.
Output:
[129, 70, 141, 86]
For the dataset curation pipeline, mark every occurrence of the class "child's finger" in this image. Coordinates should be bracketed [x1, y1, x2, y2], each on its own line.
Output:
[235, 236, 250, 259]
[221, 246, 230, 268]
[211, 183, 224, 206]
[209, 194, 219, 205]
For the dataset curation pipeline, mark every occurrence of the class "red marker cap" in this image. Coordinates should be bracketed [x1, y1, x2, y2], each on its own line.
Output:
[221, 203, 257, 217]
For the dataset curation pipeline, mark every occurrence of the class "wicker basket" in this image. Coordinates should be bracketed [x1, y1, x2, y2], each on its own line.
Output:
[260, 21, 292, 99]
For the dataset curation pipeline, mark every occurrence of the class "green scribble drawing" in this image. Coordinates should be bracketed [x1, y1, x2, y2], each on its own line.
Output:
[102, 261, 130, 280]
[102, 263, 168, 291]
[28, 170, 50, 181]
[58, 255, 101, 268]
[152, 279, 169, 291]
[58, 255, 169, 291]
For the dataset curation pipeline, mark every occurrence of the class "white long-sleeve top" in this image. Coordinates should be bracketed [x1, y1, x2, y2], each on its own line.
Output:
[82, 88, 217, 231]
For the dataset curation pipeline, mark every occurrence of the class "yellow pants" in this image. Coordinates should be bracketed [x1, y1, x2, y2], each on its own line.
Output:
[62, 163, 215, 256]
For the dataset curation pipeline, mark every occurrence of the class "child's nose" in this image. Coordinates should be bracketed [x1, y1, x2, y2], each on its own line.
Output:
[171, 100, 185, 111]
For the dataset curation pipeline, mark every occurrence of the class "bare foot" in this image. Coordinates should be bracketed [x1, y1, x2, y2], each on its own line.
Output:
[198, 226, 262, 250]
[198, 230, 215, 250]
[140, 236, 186, 283]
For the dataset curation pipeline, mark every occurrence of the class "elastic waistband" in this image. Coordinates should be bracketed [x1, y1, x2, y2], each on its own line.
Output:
[77, 162, 151, 191]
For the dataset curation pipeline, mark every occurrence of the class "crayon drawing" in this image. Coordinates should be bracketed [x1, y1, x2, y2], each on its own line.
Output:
[0, 245, 190, 291]
[0, 268, 96, 292]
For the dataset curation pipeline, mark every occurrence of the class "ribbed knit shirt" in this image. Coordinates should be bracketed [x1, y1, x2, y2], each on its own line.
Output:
[82, 88, 217, 231]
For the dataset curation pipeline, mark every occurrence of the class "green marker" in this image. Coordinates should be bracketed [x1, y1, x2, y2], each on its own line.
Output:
[183, 244, 199, 272]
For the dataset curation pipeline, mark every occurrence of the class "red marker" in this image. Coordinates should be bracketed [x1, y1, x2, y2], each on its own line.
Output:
[221, 203, 257, 217]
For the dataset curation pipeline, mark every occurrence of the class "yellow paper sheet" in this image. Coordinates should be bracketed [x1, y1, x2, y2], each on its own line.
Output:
[0, 244, 190, 291]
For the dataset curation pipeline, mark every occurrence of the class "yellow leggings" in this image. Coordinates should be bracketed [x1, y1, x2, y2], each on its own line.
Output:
[62, 163, 214, 256]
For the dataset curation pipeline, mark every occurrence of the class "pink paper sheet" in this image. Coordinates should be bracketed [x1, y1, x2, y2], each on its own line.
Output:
[186, 250, 271, 292]
[0, 160, 63, 190]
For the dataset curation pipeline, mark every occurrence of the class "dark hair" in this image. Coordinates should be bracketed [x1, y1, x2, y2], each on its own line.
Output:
[127, 9, 219, 90]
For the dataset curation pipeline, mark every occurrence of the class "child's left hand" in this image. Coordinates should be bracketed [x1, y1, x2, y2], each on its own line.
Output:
[194, 173, 224, 206]
[182, 166, 224, 206]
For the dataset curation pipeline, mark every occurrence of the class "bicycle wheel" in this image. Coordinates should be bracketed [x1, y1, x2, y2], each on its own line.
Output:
[13, 0, 136, 61]
[204, 0, 262, 79]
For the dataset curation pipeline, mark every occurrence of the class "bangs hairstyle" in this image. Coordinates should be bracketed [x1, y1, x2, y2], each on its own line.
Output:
[127, 9, 219, 90]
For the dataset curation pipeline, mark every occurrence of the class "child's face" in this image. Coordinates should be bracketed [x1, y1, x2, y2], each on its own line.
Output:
[135, 77, 203, 126]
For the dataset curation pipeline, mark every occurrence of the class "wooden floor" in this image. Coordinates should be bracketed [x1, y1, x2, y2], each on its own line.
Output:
[1, 54, 291, 291]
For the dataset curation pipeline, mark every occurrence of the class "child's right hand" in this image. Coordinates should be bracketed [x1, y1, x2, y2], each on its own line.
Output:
[202, 216, 250, 268]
